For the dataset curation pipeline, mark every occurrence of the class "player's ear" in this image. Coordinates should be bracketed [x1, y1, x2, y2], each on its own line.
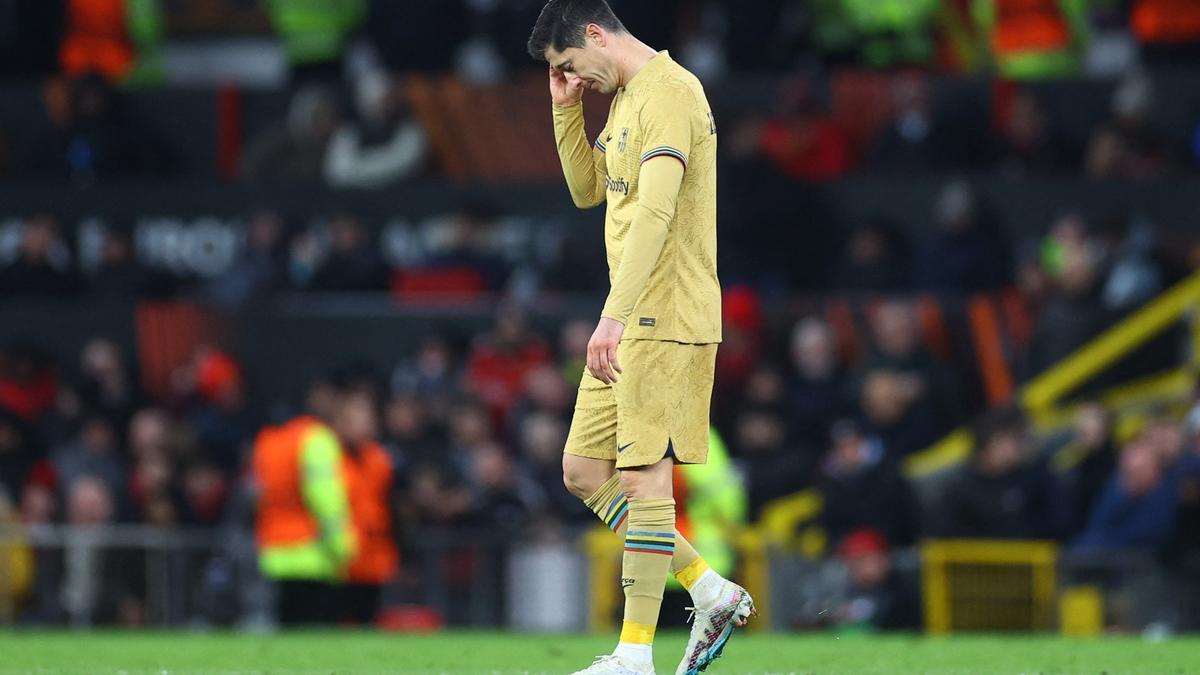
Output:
[586, 23, 605, 48]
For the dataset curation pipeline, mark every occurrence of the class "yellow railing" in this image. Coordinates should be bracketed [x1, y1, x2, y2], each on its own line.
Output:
[921, 539, 1058, 634]
[901, 270, 1200, 478]
[581, 273, 1200, 634]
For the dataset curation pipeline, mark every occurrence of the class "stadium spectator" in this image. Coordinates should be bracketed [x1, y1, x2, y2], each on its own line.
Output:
[787, 318, 853, 449]
[58, 0, 164, 84]
[201, 210, 289, 308]
[732, 405, 805, 516]
[869, 72, 962, 171]
[324, 72, 427, 189]
[828, 528, 920, 631]
[1169, 404, 1200, 561]
[75, 338, 142, 432]
[127, 431, 185, 527]
[1030, 215, 1110, 372]
[1098, 217, 1163, 311]
[0, 343, 59, 436]
[756, 76, 854, 181]
[391, 336, 459, 416]
[831, 222, 913, 292]
[178, 349, 256, 471]
[309, 213, 389, 292]
[991, 87, 1071, 175]
[938, 410, 1062, 539]
[85, 226, 154, 300]
[1085, 74, 1172, 179]
[126, 407, 171, 464]
[840, 0, 940, 68]
[251, 394, 357, 626]
[518, 410, 589, 524]
[556, 319, 592, 387]
[420, 205, 513, 293]
[972, 0, 1088, 80]
[0, 214, 77, 298]
[24, 74, 172, 182]
[338, 388, 400, 626]
[382, 393, 443, 466]
[507, 363, 572, 436]
[241, 85, 341, 184]
[863, 299, 963, 431]
[1073, 432, 1178, 551]
[465, 440, 544, 531]
[859, 369, 941, 459]
[264, 0, 365, 84]
[713, 285, 766, 420]
[51, 414, 124, 503]
[59, 475, 131, 624]
[818, 420, 920, 548]
[403, 460, 473, 528]
[1050, 402, 1120, 536]
[916, 180, 1012, 292]
[0, 407, 38, 502]
[465, 307, 552, 424]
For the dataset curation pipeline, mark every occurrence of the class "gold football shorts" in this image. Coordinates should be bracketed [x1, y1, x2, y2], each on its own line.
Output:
[564, 339, 717, 468]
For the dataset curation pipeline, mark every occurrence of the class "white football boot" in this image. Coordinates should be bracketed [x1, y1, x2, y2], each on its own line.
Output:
[571, 654, 656, 675]
[674, 581, 756, 675]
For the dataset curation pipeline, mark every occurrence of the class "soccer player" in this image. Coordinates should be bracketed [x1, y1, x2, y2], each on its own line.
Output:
[527, 2, 754, 673]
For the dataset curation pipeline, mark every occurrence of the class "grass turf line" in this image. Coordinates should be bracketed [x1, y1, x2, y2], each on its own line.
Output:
[0, 631, 1197, 674]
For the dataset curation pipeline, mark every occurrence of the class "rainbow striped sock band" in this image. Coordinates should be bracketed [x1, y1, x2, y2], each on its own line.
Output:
[603, 493, 629, 532]
[625, 530, 676, 556]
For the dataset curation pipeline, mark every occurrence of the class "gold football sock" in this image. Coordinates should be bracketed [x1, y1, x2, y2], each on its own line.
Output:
[620, 497, 676, 644]
[584, 473, 705, 581]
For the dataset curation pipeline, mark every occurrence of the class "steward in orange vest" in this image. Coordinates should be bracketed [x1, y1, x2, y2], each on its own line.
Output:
[341, 424, 400, 624]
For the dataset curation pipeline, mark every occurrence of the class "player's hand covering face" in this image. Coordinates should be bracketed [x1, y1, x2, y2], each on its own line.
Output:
[548, 64, 584, 106]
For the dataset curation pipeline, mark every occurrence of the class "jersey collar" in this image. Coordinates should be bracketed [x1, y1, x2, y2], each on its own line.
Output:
[624, 50, 672, 94]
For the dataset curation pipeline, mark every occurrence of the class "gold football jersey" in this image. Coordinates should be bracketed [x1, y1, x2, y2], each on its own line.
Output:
[555, 51, 721, 344]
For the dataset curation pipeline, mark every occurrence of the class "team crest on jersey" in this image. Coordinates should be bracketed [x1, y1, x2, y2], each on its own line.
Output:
[618, 127, 629, 154]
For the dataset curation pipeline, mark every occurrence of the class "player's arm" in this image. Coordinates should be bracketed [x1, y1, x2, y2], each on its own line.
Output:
[300, 427, 356, 567]
[549, 66, 608, 209]
[599, 87, 694, 327]
[586, 157, 684, 384]
[599, 157, 684, 326]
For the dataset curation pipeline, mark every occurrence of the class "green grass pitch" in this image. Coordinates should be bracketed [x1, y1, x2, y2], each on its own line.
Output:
[0, 630, 1196, 674]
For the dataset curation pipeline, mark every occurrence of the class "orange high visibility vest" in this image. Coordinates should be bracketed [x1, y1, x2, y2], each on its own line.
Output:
[59, 0, 135, 79]
[1132, 0, 1200, 44]
[344, 441, 399, 585]
[992, 0, 1072, 54]
[252, 417, 324, 549]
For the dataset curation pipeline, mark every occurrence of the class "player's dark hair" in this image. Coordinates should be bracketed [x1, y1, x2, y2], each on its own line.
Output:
[527, 0, 626, 61]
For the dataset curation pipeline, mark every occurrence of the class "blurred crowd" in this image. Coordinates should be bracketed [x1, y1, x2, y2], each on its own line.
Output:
[2, 180, 1199, 309]
[2, 282, 1200, 626]
[2, 0, 1200, 632]
[4, 1, 1200, 83]
[2, 2, 1200, 185]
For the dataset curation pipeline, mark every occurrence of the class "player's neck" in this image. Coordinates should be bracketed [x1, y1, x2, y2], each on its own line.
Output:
[613, 35, 659, 89]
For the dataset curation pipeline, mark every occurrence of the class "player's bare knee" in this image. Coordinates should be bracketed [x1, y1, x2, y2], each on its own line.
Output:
[562, 456, 601, 500]
[618, 468, 654, 500]
[619, 460, 673, 500]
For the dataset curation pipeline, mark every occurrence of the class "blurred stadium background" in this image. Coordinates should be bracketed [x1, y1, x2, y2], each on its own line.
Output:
[2, 0, 1200, 671]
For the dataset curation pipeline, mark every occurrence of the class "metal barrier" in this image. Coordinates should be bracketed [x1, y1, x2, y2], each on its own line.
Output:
[6, 525, 1198, 634]
[0, 525, 524, 629]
